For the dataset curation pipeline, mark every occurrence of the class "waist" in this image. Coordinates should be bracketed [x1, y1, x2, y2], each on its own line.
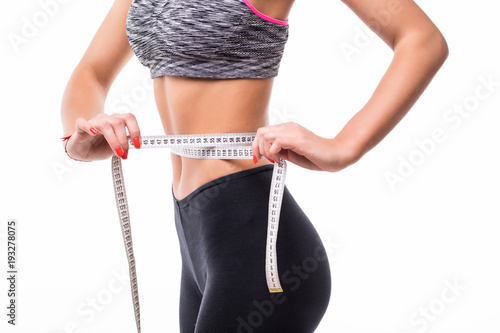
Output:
[151, 75, 276, 200]
[138, 131, 273, 201]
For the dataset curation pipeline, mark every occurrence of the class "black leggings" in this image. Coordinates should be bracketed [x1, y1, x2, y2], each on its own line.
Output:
[171, 164, 331, 333]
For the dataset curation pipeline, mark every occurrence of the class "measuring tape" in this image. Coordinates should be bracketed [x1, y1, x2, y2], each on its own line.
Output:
[111, 132, 286, 332]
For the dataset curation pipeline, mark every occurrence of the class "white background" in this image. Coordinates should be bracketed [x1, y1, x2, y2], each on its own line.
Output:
[1, 0, 499, 332]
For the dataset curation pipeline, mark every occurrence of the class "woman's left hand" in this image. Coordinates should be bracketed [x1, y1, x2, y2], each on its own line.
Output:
[251, 122, 355, 172]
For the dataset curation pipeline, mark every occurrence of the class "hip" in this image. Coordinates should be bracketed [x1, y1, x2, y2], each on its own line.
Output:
[171, 163, 331, 298]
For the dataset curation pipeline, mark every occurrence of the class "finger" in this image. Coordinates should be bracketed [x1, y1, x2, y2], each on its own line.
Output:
[93, 120, 125, 158]
[269, 138, 284, 162]
[75, 117, 99, 137]
[263, 140, 275, 162]
[121, 113, 141, 148]
[110, 116, 130, 153]
[269, 127, 308, 162]
[270, 129, 294, 162]
[252, 129, 265, 163]
[255, 127, 268, 160]
[258, 134, 268, 161]
[251, 136, 260, 163]
[261, 129, 280, 162]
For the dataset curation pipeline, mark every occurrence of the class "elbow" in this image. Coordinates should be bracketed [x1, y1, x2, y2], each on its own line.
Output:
[429, 29, 449, 67]
[395, 27, 449, 70]
[421, 28, 449, 66]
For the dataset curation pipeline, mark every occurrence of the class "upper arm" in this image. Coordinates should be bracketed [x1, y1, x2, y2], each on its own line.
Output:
[340, 0, 447, 51]
[76, 0, 135, 91]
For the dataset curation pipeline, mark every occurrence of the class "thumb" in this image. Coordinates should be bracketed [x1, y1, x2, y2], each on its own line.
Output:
[75, 117, 99, 137]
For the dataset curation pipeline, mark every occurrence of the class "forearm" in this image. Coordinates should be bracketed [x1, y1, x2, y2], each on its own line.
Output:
[60, 66, 108, 137]
[334, 30, 449, 167]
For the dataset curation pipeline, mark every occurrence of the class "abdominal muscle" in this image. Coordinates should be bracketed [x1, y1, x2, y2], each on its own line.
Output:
[153, 76, 275, 201]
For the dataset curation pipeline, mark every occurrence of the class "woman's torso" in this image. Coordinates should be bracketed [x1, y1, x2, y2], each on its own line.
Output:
[133, 0, 295, 201]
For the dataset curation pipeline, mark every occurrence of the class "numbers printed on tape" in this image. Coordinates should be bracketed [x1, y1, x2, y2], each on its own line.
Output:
[266, 158, 286, 293]
[111, 132, 287, 332]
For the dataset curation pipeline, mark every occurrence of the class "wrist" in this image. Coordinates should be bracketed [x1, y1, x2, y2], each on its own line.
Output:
[60, 135, 91, 162]
[326, 136, 362, 172]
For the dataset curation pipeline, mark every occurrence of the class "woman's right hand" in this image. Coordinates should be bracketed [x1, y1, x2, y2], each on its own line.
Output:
[65, 113, 142, 162]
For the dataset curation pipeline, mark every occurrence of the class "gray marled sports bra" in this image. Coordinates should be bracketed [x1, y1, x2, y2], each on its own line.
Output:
[126, 0, 289, 79]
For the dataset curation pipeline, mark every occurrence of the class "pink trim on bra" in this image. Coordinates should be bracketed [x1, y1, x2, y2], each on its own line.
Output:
[242, 0, 289, 26]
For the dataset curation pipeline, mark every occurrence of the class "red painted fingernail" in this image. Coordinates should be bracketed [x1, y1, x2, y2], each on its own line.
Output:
[267, 158, 275, 164]
[90, 127, 98, 135]
[133, 137, 141, 148]
[253, 155, 258, 164]
[122, 150, 128, 160]
[116, 147, 124, 157]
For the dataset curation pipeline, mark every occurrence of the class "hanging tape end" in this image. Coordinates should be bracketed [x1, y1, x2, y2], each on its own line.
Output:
[268, 287, 283, 293]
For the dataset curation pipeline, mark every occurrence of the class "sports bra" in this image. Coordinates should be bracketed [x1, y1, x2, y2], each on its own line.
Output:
[126, 0, 289, 79]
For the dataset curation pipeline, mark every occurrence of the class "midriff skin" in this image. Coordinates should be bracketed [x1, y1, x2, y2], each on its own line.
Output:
[156, 0, 294, 201]
[155, 76, 275, 201]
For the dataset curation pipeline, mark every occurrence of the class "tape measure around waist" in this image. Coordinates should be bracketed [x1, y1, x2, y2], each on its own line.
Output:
[111, 132, 286, 332]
